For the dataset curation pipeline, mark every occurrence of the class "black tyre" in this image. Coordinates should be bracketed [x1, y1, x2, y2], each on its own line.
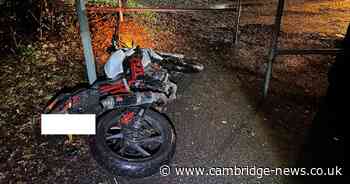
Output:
[180, 59, 204, 73]
[89, 109, 176, 178]
[162, 58, 204, 73]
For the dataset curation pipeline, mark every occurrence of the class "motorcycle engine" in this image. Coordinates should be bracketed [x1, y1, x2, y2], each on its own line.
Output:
[144, 63, 177, 102]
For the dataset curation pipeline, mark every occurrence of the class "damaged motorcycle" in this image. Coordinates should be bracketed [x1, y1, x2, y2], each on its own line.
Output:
[44, 47, 203, 177]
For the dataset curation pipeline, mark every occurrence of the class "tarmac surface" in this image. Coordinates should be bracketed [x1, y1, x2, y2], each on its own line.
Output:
[118, 53, 302, 184]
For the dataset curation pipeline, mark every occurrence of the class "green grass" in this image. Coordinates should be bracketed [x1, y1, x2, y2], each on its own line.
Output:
[127, 0, 157, 22]
[88, 0, 157, 22]
[17, 44, 36, 58]
[87, 0, 141, 7]
[88, 0, 118, 7]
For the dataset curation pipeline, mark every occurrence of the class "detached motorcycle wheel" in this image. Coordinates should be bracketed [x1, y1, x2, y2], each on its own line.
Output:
[89, 109, 176, 178]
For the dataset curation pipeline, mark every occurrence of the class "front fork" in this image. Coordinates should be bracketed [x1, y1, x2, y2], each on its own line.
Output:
[120, 108, 145, 128]
[118, 107, 151, 146]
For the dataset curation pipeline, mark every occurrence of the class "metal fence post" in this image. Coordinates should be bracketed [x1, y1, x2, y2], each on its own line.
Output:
[263, 0, 285, 98]
[233, 0, 242, 55]
[76, 0, 97, 84]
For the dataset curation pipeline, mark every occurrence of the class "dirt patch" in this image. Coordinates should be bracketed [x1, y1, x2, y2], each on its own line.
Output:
[90, 14, 155, 64]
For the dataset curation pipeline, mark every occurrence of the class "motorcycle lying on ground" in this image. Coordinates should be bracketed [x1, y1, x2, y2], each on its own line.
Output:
[44, 47, 203, 178]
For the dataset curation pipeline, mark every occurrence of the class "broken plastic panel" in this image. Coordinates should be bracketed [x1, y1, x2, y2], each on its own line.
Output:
[104, 48, 165, 79]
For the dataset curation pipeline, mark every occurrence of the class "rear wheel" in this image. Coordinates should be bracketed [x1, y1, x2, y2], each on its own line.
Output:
[89, 109, 176, 178]
[179, 59, 204, 73]
[162, 58, 204, 73]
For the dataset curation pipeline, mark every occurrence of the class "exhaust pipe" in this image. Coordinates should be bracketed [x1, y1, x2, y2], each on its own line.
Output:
[101, 92, 168, 110]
